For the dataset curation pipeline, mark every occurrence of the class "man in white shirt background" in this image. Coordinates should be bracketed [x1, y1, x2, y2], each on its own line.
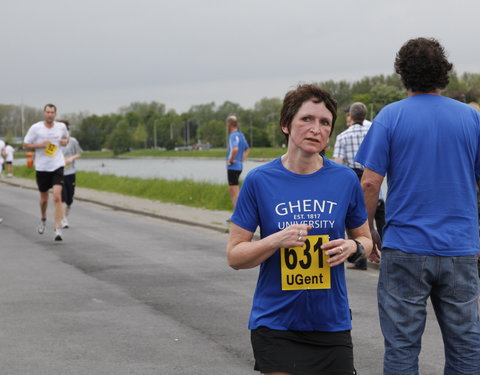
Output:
[23, 104, 69, 241]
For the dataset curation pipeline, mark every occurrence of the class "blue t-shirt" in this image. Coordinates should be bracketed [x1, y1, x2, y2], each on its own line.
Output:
[227, 130, 249, 171]
[231, 157, 367, 331]
[355, 94, 480, 256]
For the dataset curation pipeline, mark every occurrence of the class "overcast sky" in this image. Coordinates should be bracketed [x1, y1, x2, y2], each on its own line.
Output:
[1, 0, 479, 116]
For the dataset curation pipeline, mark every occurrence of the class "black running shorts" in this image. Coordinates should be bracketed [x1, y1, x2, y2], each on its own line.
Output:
[251, 326, 355, 375]
[62, 173, 76, 205]
[36, 167, 64, 193]
[227, 169, 242, 186]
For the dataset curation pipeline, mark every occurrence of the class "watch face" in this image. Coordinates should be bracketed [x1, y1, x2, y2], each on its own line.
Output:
[357, 242, 365, 256]
[348, 240, 365, 263]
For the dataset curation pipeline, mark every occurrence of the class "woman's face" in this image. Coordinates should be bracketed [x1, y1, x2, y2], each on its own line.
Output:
[282, 99, 333, 155]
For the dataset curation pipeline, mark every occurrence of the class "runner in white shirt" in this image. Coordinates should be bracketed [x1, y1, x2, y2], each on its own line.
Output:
[0, 139, 4, 223]
[0, 139, 5, 176]
[23, 104, 69, 241]
[4, 142, 15, 177]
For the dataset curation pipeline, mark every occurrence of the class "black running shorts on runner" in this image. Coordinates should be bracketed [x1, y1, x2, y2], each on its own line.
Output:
[227, 169, 242, 186]
[36, 167, 64, 193]
[251, 326, 355, 375]
[62, 173, 76, 205]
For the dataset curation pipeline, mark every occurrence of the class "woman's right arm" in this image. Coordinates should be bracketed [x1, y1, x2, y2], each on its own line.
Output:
[227, 223, 312, 270]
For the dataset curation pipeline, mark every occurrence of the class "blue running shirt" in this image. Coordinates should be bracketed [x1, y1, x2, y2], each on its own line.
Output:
[227, 130, 249, 171]
[231, 157, 367, 331]
[356, 94, 480, 256]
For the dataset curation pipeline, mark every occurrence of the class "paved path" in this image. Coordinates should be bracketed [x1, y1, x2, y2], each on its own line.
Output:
[0, 176, 445, 374]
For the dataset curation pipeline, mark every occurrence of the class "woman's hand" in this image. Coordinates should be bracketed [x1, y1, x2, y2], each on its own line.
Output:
[271, 224, 312, 250]
[227, 223, 311, 270]
[321, 238, 356, 267]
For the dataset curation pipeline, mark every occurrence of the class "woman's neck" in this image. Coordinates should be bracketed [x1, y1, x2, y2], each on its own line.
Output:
[281, 151, 324, 174]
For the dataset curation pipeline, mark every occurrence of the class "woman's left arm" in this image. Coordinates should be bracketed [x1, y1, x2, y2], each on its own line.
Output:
[321, 220, 372, 268]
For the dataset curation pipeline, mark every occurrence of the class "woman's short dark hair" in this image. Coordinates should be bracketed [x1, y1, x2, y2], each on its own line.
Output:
[394, 37, 453, 92]
[280, 84, 337, 142]
[57, 119, 70, 130]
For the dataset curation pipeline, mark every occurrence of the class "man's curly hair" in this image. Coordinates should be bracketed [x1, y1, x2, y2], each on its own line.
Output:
[394, 37, 453, 92]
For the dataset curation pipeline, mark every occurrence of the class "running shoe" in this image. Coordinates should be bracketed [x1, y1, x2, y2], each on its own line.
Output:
[54, 228, 63, 241]
[61, 217, 69, 229]
[37, 220, 46, 234]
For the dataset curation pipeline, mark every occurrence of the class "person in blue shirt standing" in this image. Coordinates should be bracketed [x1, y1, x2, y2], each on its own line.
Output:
[226, 115, 250, 208]
[356, 37, 480, 375]
[227, 84, 372, 375]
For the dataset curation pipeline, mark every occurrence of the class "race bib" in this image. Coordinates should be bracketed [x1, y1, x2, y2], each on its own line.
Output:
[44, 143, 58, 157]
[280, 235, 331, 291]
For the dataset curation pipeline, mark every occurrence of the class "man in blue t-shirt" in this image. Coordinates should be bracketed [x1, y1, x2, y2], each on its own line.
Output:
[226, 115, 250, 208]
[356, 37, 480, 374]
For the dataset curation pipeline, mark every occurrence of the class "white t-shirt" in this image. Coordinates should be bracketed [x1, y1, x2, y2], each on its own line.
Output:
[5, 145, 15, 162]
[0, 140, 5, 164]
[23, 121, 69, 171]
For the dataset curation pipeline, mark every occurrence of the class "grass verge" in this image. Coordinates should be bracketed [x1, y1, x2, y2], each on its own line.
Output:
[13, 166, 233, 211]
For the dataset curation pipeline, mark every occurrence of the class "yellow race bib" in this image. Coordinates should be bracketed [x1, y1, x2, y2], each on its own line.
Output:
[280, 235, 331, 291]
[44, 143, 58, 157]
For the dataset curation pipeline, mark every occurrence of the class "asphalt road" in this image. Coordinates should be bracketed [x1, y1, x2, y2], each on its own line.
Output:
[0, 183, 446, 375]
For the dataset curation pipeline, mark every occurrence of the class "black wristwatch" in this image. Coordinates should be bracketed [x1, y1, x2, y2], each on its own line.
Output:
[347, 239, 365, 263]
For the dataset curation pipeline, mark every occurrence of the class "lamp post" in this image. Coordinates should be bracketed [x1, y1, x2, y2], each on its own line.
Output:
[153, 119, 157, 149]
[249, 118, 253, 148]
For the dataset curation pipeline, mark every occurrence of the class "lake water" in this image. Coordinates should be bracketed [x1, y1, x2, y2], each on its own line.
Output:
[75, 158, 269, 184]
[15, 156, 388, 192]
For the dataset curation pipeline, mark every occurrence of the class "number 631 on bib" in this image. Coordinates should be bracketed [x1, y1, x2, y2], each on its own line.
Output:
[280, 235, 331, 291]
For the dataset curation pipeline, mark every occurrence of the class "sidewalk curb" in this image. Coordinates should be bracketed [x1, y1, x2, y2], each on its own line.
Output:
[0, 178, 230, 234]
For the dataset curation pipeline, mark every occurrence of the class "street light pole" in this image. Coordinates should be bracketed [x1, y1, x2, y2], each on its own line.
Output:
[153, 119, 157, 149]
[249, 119, 253, 148]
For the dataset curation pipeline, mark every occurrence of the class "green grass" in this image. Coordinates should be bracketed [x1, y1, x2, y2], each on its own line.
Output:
[14, 166, 233, 211]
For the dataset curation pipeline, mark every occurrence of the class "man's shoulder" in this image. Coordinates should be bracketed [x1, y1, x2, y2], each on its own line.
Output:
[30, 121, 44, 128]
[337, 125, 363, 138]
[336, 128, 350, 139]
[25, 121, 44, 134]
[233, 130, 246, 137]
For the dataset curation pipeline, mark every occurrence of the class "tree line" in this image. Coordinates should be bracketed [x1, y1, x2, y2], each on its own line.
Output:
[1, 72, 479, 154]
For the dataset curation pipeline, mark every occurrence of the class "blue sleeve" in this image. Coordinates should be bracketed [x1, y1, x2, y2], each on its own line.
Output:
[345, 173, 368, 229]
[231, 133, 240, 147]
[355, 120, 389, 176]
[475, 112, 480, 182]
[231, 171, 259, 233]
